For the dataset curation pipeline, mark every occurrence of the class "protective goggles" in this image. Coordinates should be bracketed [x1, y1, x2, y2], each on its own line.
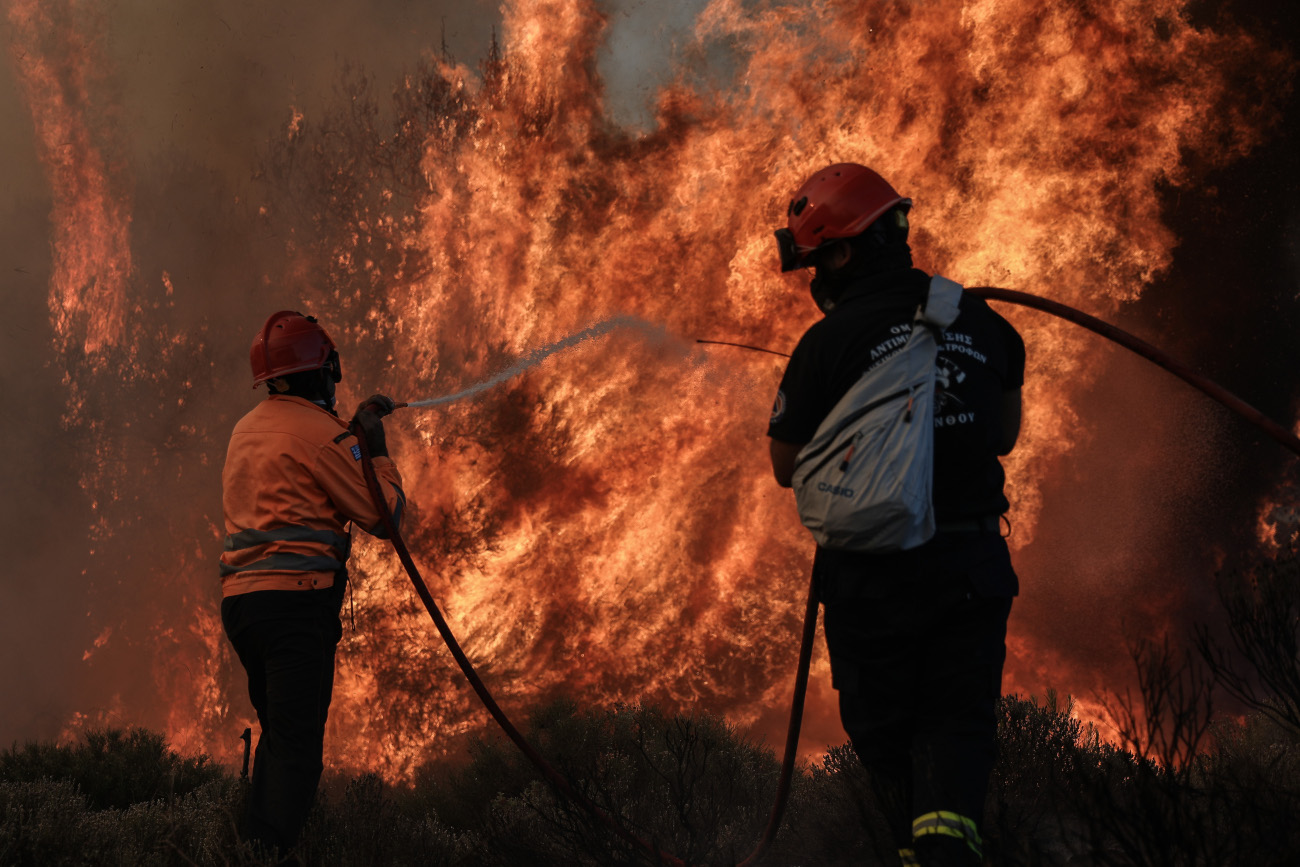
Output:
[324, 349, 343, 383]
[774, 228, 807, 272]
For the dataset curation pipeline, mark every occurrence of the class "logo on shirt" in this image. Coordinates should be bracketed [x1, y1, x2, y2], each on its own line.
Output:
[935, 357, 968, 415]
[770, 390, 787, 425]
[350, 444, 362, 461]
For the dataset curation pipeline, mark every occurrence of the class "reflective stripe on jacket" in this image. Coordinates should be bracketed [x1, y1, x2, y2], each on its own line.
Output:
[220, 395, 406, 597]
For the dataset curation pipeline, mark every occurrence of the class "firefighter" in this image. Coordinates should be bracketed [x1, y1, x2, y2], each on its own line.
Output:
[220, 310, 406, 857]
[768, 164, 1025, 867]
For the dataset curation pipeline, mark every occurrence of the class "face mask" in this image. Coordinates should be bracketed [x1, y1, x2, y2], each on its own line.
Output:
[809, 274, 838, 314]
[318, 371, 338, 411]
[316, 351, 342, 410]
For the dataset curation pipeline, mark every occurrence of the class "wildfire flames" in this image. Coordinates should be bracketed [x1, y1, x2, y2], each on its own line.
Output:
[5, 0, 1295, 777]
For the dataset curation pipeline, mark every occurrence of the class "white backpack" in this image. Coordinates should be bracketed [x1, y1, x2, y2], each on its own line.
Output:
[792, 276, 964, 552]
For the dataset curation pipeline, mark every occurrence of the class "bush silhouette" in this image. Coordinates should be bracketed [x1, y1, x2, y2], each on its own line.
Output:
[1, 727, 224, 811]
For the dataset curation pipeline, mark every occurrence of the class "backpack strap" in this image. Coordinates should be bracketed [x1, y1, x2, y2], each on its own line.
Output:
[916, 275, 963, 331]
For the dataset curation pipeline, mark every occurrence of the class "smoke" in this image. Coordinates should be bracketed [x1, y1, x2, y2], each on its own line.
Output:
[105, 0, 503, 193]
[596, 0, 707, 128]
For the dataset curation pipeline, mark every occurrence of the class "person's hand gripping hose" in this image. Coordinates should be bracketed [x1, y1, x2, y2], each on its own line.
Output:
[349, 394, 406, 458]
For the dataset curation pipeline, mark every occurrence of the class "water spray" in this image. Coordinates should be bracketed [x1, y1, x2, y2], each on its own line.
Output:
[402, 315, 666, 409]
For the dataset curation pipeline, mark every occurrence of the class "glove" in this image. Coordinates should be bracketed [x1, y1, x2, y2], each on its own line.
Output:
[350, 395, 395, 457]
[356, 394, 397, 418]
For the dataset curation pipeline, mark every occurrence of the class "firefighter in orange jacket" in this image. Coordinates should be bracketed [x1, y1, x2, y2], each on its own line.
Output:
[220, 310, 405, 856]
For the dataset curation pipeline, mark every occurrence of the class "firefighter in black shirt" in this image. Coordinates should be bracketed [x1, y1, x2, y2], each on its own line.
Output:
[768, 164, 1025, 867]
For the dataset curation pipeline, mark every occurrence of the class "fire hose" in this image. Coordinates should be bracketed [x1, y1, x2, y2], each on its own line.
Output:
[351, 286, 1299, 867]
[965, 287, 1300, 457]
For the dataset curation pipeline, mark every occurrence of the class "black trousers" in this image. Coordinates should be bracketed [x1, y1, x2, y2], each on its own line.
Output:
[817, 532, 1015, 864]
[222, 588, 344, 854]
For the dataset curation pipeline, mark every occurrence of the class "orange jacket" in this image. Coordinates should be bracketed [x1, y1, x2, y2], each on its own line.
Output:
[220, 395, 406, 597]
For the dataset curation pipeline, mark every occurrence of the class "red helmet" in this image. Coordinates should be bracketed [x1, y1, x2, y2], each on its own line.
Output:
[249, 310, 337, 388]
[775, 163, 911, 272]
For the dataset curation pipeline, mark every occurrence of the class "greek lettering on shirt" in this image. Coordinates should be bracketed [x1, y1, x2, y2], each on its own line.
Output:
[866, 327, 987, 370]
[934, 410, 976, 428]
[865, 323, 914, 372]
[941, 331, 987, 364]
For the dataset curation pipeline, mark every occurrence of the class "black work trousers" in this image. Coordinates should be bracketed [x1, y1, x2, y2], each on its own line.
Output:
[817, 531, 1015, 866]
[222, 587, 344, 855]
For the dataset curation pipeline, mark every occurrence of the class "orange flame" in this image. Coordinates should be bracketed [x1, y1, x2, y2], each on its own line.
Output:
[8, 0, 131, 358]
